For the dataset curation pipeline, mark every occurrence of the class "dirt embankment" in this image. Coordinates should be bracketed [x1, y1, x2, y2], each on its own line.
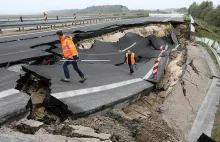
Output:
[0, 109, 181, 142]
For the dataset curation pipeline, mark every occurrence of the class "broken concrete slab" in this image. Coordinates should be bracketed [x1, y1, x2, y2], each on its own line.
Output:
[0, 127, 111, 142]
[71, 125, 111, 140]
[14, 30, 175, 121]
[0, 68, 30, 125]
[118, 33, 143, 50]
[0, 17, 183, 67]
[53, 124, 111, 140]
[16, 119, 43, 134]
[18, 64, 154, 117]
[0, 133, 38, 142]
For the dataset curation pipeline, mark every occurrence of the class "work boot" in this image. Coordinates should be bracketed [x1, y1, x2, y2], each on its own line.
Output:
[129, 70, 134, 75]
[79, 77, 87, 83]
[61, 78, 71, 82]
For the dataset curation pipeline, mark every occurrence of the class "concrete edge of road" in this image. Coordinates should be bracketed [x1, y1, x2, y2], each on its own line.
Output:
[188, 45, 220, 142]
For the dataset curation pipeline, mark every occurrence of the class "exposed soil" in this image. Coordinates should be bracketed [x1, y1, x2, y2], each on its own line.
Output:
[77, 24, 171, 49]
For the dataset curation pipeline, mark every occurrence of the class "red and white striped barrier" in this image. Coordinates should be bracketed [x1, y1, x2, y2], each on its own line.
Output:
[152, 59, 159, 76]
[143, 44, 169, 80]
[99, 12, 101, 17]
[152, 45, 168, 76]
[74, 14, 76, 20]
[160, 45, 165, 55]
[43, 12, 47, 22]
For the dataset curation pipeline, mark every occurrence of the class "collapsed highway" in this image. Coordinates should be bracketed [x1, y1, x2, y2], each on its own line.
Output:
[0, 16, 186, 125]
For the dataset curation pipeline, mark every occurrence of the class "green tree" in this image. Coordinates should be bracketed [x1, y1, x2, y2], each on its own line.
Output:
[200, 1, 213, 20]
[188, 1, 220, 27]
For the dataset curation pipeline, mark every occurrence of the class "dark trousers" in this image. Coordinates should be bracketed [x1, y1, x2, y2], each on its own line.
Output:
[62, 58, 84, 79]
[129, 64, 134, 73]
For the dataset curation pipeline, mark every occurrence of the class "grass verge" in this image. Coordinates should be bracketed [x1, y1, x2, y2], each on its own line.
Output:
[195, 19, 220, 43]
[212, 103, 220, 141]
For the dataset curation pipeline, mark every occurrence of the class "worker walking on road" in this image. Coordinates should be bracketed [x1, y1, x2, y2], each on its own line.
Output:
[56, 30, 87, 83]
[124, 50, 136, 75]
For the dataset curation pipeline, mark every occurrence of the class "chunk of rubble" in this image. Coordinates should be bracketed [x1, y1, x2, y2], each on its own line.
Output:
[51, 124, 111, 141]
[16, 119, 43, 134]
[1, 127, 111, 142]
[70, 125, 111, 140]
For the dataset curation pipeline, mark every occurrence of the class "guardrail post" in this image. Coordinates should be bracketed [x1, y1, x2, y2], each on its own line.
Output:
[22, 27, 24, 31]
[83, 21, 84, 25]
[36, 26, 38, 30]
[0, 29, 2, 34]
[40, 26, 41, 30]
[54, 25, 55, 29]
[51, 25, 52, 29]
[18, 27, 21, 31]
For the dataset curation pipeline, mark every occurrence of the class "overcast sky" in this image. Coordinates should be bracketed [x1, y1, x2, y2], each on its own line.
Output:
[1, 0, 220, 14]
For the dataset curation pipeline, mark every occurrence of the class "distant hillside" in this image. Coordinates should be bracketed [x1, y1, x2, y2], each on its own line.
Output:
[47, 5, 129, 15]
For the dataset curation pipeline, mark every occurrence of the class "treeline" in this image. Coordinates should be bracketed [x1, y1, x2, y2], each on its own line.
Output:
[47, 5, 129, 15]
[188, 1, 220, 27]
[175, 7, 188, 13]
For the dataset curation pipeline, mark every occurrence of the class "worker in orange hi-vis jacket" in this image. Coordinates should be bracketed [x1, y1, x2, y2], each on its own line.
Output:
[56, 30, 87, 83]
[124, 50, 136, 75]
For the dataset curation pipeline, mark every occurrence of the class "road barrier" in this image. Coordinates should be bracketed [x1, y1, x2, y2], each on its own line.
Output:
[153, 59, 159, 76]
[152, 45, 166, 78]
[0, 16, 121, 34]
[195, 37, 220, 65]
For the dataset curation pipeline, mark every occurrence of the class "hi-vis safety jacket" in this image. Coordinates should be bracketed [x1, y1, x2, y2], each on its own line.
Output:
[125, 52, 136, 65]
[61, 36, 78, 59]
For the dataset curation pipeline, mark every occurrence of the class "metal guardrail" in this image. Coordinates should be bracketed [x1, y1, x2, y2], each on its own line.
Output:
[195, 37, 220, 65]
[0, 17, 91, 23]
[0, 16, 121, 34]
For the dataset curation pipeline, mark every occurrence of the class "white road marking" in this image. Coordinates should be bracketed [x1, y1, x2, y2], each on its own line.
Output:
[52, 78, 143, 99]
[172, 44, 180, 51]
[81, 60, 110, 62]
[79, 52, 120, 56]
[60, 60, 111, 62]
[175, 44, 180, 49]
[165, 45, 168, 50]
[121, 42, 137, 52]
[0, 49, 38, 57]
[0, 89, 19, 99]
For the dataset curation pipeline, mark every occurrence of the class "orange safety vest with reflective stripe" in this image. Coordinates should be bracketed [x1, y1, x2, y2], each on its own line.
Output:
[126, 52, 135, 65]
[61, 36, 78, 59]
